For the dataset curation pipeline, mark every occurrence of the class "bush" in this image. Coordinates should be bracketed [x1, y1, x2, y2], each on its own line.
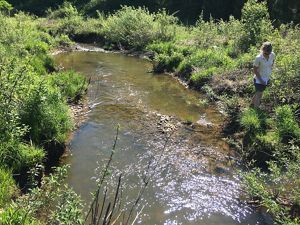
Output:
[275, 105, 300, 144]
[148, 42, 193, 73]
[269, 37, 300, 105]
[0, 206, 40, 225]
[0, 168, 18, 208]
[103, 6, 178, 50]
[20, 80, 73, 145]
[240, 108, 263, 133]
[153, 52, 184, 72]
[243, 155, 300, 225]
[239, 0, 273, 51]
[49, 16, 84, 39]
[153, 9, 178, 42]
[0, 141, 45, 173]
[189, 67, 218, 88]
[189, 49, 235, 69]
[47, 2, 79, 19]
[147, 42, 192, 56]
[4, 166, 83, 225]
[49, 71, 88, 103]
[103, 6, 156, 50]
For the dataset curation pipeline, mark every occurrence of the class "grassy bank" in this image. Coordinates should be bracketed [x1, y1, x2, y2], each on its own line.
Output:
[0, 7, 87, 224]
[1, 0, 300, 224]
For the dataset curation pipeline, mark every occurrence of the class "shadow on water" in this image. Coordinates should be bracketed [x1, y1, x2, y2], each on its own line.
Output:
[54, 50, 272, 225]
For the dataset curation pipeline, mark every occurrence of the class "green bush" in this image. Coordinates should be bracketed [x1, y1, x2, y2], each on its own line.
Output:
[0, 142, 44, 173]
[153, 9, 178, 42]
[0, 206, 40, 225]
[47, 2, 79, 19]
[275, 105, 300, 144]
[102, 6, 178, 50]
[153, 52, 184, 72]
[269, 41, 300, 105]
[0, 168, 18, 208]
[6, 166, 83, 225]
[240, 0, 273, 51]
[243, 155, 300, 225]
[240, 108, 266, 134]
[189, 49, 235, 70]
[176, 59, 194, 78]
[49, 16, 84, 38]
[148, 42, 193, 73]
[20, 81, 73, 145]
[189, 67, 218, 88]
[192, 15, 243, 50]
[103, 6, 156, 50]
[49, 71, 88, 102]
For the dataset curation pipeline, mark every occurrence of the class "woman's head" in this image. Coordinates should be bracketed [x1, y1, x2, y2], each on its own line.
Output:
[261, 42, 272, 55]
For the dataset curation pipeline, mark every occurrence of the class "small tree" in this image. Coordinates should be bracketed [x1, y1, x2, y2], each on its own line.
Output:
[240, 0, 272, 50]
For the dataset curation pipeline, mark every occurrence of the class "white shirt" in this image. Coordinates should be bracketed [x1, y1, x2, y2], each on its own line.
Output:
[253, 52, 275, 84]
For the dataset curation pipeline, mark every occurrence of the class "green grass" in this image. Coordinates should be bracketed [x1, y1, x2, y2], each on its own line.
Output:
[49, 70, 88, 102]
[0, 168, 18, 208]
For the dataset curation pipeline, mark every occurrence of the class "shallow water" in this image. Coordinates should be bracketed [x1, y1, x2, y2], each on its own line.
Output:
[55, 50, 270, 225]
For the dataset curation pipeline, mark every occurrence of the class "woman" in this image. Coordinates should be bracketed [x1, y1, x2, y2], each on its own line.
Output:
[251, 42, 275, 108]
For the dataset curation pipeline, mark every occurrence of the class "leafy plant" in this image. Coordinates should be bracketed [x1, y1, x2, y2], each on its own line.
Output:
[49, 70, 88, 103]
[275, 105, 300, 144]
[240, 0, 273, 50]
[0, 168, 18, 208]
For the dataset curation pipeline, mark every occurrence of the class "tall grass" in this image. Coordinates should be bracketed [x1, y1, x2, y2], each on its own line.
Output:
[0, 9, 87, 221]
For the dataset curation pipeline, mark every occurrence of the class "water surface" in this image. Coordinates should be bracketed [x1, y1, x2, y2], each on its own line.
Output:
[55, 50, 269, 225]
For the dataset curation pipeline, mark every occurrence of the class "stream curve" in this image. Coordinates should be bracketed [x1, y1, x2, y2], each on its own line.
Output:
[54, 48, 269, 225]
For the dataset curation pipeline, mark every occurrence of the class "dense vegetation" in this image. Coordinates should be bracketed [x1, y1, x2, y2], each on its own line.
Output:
[7, 0, 300, 24]
[0, 4, 87, 223]
[1, 0, 300, 224]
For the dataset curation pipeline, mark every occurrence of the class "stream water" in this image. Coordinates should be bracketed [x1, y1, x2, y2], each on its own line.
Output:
[54, 49, 270, 225]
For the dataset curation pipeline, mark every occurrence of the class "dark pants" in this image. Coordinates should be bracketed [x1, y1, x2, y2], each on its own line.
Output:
[254, 79, 267, 92]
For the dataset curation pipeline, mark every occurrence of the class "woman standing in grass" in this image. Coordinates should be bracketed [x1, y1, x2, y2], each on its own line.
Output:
[251, 42, 275, 108]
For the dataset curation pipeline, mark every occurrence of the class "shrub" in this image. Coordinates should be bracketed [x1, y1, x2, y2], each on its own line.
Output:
[6, 166, 83, 225]
[147, 42, 176, 55]
[176, 59, 193, 78]
[148, 42, 193, 73]
[20, 80, 73, 145]
[0, 206, 40, 225]
[103, 6, 156, 50]
[0, 141, 45, 173]
[49, 16, 84, 38]
[47, 2, 79, 19]
[0, 168, 18, 208]
[153, 9, 178, 42]
[243, 155, 300, 225]
[275, 105, 300, 144]
[189, 67, 218, 88]
[240, 108, 261, 132]
[103, 6, 178, 50]
[240, 0, 273, 51]
[49, 71, 88, 103]
[269, 46, 300, 105]
[153, 52, 184, 72]
[189, 49, 235, 69]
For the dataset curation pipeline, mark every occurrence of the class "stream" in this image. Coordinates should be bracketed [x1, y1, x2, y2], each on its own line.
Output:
[54, 47, 270, 225]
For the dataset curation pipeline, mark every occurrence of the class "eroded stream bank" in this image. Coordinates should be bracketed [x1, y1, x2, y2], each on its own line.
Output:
[54, 49, 270, 225]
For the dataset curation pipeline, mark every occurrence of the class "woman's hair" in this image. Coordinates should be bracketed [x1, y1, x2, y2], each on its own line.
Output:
[261, 41, 272, 53]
